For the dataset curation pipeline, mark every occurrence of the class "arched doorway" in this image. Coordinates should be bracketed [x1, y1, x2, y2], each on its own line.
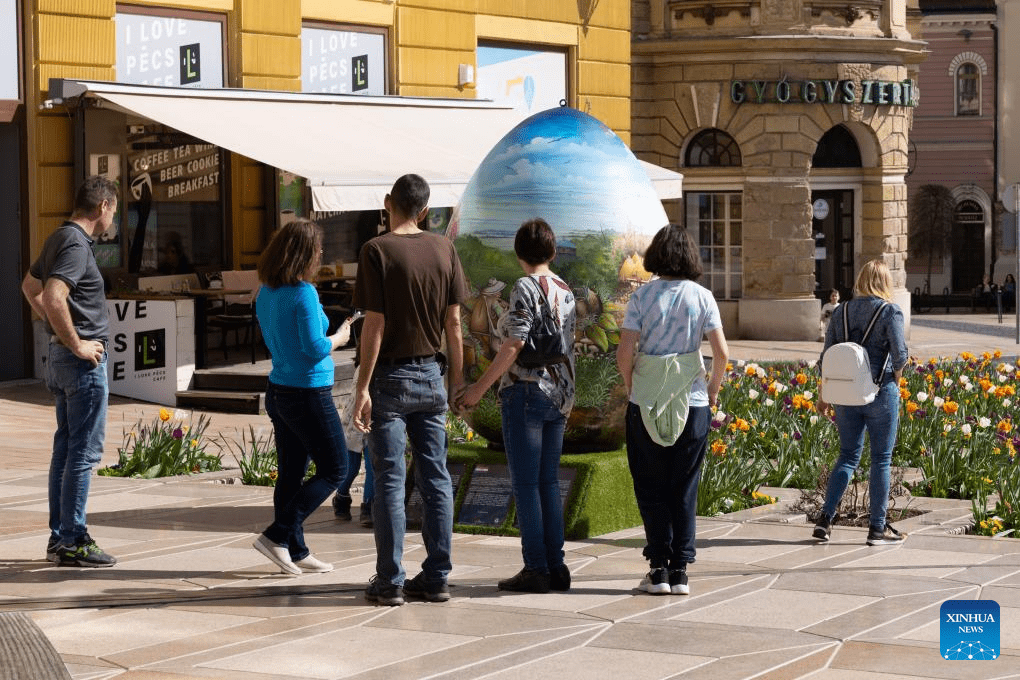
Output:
[951, 199, 985, 292]
[811, 125, 862, 299]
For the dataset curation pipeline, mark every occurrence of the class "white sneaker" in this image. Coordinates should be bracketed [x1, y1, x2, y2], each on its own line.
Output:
[639, 567, 671, 595]
[294, 554, 334, 573]
[253, 535, 301, 575]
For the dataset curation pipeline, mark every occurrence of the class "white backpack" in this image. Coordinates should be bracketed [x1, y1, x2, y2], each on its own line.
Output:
[820, 302, 889, 406]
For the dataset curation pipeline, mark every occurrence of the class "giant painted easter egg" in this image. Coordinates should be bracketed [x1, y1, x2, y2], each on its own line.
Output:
[451, 106, 667, 452]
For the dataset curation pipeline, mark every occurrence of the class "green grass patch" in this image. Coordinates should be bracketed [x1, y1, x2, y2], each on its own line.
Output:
[448, 440, 641, 540]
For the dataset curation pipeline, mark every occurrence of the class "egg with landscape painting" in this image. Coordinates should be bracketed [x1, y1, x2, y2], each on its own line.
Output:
[450, 106, 669, 452]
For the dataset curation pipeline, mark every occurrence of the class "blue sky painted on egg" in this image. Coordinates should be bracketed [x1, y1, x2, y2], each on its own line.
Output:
[455, 108, 667, 242]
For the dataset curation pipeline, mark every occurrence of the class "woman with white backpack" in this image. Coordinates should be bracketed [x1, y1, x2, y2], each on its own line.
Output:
[814, 259, 909, 546]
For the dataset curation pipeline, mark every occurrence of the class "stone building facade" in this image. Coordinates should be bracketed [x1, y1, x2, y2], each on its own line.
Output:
[906, 0, 998, 297]
[632, 0, 927, 340]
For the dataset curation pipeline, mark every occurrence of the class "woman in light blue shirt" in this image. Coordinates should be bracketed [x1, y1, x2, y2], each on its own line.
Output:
[252, 219, 352, 576]
[617, 225, 728, 597]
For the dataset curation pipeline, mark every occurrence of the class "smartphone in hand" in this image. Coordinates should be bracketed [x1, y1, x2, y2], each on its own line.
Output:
[347, 310, 364, 324]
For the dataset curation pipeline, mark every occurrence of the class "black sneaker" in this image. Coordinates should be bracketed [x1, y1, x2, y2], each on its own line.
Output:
[46, 536, 60, 563]
[55, 534, 116, 568]
[866, 523, 906, 546]
[498, 567, 550, 593]
[402, 572, 451, 602]
[668, 568, 689, 595]
[365, 575, 404, 606]
[359, 502, 373, 528]
[639, 567, 670, 595]
[549, 563, 571, 592]
[813, 515, 831, 542]
[333, 493, 352, 521]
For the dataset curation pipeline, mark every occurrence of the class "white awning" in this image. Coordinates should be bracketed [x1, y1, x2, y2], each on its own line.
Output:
[51, 79, 683, 210]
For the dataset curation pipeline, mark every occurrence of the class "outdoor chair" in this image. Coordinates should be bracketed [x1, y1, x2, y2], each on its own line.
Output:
[207, 269, 263, 363]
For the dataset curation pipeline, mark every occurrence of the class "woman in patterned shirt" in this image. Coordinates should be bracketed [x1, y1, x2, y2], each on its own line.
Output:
[457, 218, 576, 593]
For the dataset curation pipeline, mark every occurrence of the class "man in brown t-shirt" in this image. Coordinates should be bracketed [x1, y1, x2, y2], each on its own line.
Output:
[352, 174, 466, 606]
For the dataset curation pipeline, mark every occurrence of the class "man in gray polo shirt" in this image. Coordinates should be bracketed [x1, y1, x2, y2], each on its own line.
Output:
[22, 175, 119, 567]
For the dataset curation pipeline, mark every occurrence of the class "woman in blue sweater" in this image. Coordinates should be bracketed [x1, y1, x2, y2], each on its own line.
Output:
[253, 219, 351, 575]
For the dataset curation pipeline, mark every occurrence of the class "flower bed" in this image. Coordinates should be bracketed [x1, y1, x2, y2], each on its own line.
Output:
[99, 408, 221, 478]
[704, 352, 1018, 536]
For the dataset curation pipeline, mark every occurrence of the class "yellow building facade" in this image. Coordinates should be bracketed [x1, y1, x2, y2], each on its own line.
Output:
[8, 0, 632, 379]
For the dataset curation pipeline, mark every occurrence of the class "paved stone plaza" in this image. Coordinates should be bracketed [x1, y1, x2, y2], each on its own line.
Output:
[1, 313, 1018, 679]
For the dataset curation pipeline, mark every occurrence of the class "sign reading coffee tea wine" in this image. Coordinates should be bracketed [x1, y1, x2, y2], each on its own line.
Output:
[116, 11, 224, 87]
[451, 107, 667, 452]
[301, 26, 385, 95]
[128, 144, 220, 202]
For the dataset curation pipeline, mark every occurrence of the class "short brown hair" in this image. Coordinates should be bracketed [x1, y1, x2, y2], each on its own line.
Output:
[642, 224, 703, 280]
[257, 218, 322, 288]
[73, 175, 118, 216]
[389, 174, 430, 220]
[853, 259, 893, 302]
[514, 218, 557, 265]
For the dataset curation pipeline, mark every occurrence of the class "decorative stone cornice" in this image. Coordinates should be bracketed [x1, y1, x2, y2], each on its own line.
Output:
[672, 0, 752, 25]
[809, 0, 882, 24]
[668, 0, 888, 28]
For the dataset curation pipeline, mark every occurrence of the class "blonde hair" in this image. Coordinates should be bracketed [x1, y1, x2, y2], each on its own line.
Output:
[853, 259, 893, 302]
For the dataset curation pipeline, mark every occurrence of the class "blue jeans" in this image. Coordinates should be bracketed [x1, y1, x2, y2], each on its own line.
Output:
[264, 383, 346, 561]
[500, 381, 566, 573]
[822, 380, 900, 530]
[625, 402, 710, 567]
[338, 448, 374, 504]
[368, 360, 452, 586]
[46, 344, 109, 546]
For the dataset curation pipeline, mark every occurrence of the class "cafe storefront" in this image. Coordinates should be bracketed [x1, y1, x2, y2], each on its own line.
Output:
[632, 0, 927, 340]
[43, 77, 533, 398]
[17, 0, 641, 387]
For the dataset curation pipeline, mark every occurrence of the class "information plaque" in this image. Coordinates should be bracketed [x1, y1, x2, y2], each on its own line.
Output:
[457, 464, 514, 527]
[512, 467, 577, 529]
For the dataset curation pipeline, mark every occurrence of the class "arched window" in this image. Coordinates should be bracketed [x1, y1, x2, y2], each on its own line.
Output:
[956, 63, 980, 116]
[686, 193, 742, 299]
[684, 128, 741, 167]
[683, 130, 742, 299]
[812, 125, 862, 168]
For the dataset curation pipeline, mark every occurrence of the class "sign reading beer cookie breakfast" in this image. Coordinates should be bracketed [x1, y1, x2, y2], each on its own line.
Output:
[129, 144, 220, 202]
